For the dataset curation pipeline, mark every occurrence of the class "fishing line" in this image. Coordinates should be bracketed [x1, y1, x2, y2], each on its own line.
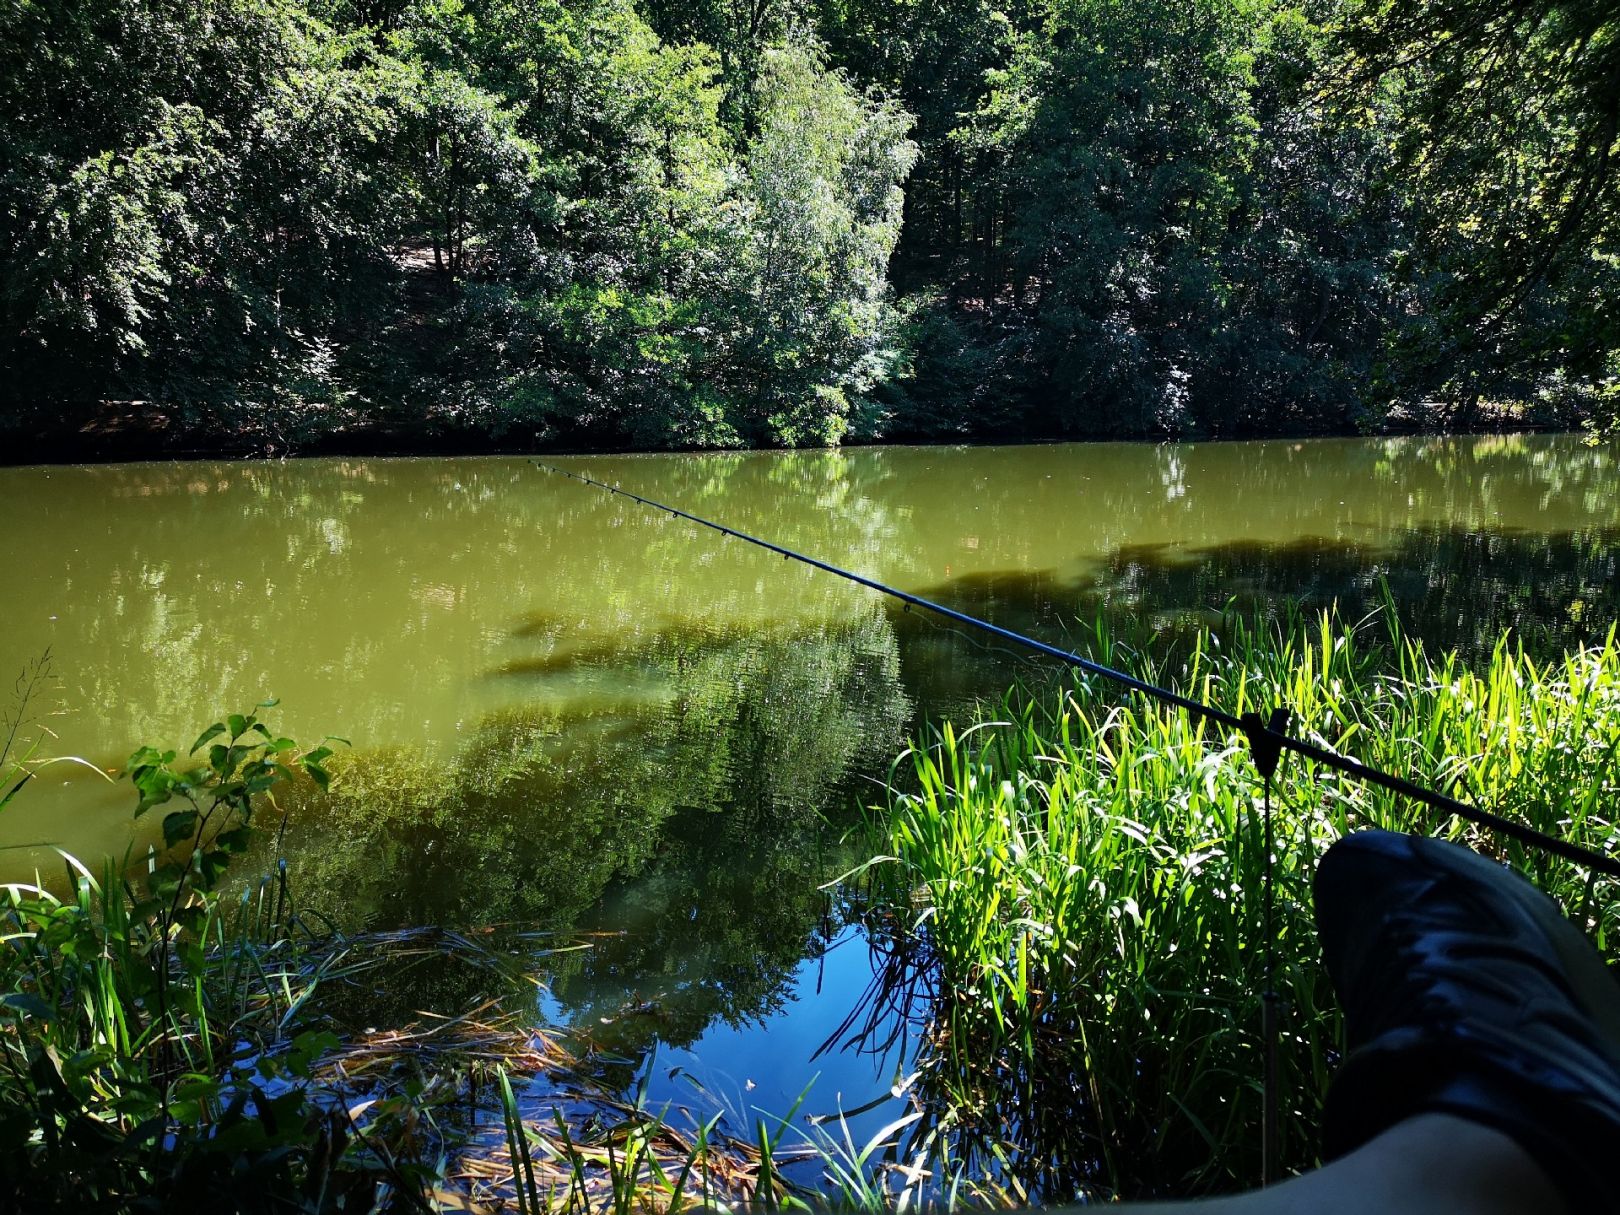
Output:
[534, 460, 1620, 881]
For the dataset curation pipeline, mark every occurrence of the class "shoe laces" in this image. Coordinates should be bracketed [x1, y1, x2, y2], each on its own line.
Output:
[1341, 874, 1550, 1047]
[1345, 919, 1459, 1045]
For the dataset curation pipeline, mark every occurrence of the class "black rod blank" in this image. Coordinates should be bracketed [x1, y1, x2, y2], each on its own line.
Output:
[535, 461, 1620, 881]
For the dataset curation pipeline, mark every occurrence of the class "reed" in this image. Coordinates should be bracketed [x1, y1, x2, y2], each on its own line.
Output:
[867, 610, 1620, 1201]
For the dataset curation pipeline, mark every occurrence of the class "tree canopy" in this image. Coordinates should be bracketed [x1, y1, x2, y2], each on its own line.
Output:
[1, 0, 1615, 451]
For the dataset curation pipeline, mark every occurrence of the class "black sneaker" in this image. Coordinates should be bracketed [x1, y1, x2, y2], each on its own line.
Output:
[1314, 828, 1620, 1211]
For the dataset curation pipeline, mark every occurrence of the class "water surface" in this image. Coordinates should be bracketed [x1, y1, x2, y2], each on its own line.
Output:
[2, 434, 1616, 1140]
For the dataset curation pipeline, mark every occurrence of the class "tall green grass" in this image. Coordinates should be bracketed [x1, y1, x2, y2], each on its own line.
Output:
[868, 611, 1620, 1201]
[0, 703, 411, 1211]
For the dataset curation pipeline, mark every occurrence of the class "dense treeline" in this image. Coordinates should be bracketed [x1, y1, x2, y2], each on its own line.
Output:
[2, 0, 1616, 452]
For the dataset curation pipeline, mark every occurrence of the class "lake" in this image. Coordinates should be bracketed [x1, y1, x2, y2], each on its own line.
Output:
[2, 433, 1617, 1150]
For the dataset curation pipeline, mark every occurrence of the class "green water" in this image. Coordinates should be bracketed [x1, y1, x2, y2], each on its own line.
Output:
[2, 433, 1616, 884]
[2, 432, 1618, 1157]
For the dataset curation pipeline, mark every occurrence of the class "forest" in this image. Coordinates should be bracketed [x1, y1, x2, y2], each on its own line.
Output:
[3, 0, 1617, 453]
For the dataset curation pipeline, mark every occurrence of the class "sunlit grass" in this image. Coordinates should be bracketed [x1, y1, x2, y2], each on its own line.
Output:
[866, 611, 1620, 1200]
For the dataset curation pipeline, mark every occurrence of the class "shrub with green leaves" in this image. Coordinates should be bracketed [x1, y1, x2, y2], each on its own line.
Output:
[0, 703, 400, 1212]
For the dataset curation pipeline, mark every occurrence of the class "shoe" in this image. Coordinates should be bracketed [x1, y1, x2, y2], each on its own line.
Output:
[1314, 828, 1620, 1211]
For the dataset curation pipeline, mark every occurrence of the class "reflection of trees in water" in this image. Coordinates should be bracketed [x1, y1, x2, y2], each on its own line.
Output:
[264, 604, 909, 1034]
[900, 525, 1619, 674]
[1369, 434, 1617, 520]
[545, 830, 855, 1093]
[1091, 525, 1619, 659]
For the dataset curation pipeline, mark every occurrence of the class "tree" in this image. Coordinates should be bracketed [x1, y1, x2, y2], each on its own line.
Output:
[435, 25, 917, 450]
[1340, 0, 1620, 423]
[407, 70, 535, 279]
[727, 43, 918, 444]
[0, 0, 414, 442]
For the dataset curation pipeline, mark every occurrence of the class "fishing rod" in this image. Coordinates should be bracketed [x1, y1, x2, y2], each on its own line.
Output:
[534, 460, 1620, 881]
[539, 457, 1617, 1186]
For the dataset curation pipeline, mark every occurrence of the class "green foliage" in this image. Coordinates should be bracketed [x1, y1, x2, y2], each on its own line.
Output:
[739, 46, 918, 444]
[864, 0, 1406, 437]
[439, 31, 917, 450]
[868, 612, 1620, 1199]
[0, 0, 418, 443]
[0, 707, 391, 1212]
[1337, 0, 1620, 418]
[2, 0, 1615, 448]
[820, 0, 1620, 440]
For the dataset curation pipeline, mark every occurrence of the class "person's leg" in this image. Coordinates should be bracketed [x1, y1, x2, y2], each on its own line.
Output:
[1308, 831, 1620, 1211]
[1071, 830, 1620, 1214]
[1114, 1113, 1564, 1215]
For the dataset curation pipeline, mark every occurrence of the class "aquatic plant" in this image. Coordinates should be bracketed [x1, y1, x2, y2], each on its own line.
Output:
[0, 704, 404, 1210]
[473, 1060, 1020, 1215]
[864, 612, 1620, 1201]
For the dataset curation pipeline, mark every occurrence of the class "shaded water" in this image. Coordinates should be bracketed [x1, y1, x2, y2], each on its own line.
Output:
[2, 434, 1617, 1147]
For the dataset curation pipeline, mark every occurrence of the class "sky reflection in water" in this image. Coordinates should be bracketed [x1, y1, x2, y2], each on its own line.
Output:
[2, 433, 1617, 1135]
